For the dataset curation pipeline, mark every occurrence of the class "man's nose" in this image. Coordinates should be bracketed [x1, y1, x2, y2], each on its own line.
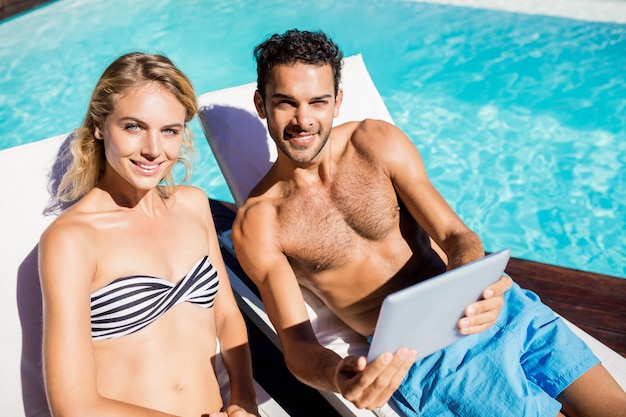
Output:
[293, 104, 313, 128]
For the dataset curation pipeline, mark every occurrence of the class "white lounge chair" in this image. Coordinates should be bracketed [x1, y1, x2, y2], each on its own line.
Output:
[0, 135, 289, 417]
[196, 54, 626, 417]
[198, 54, 407, 417]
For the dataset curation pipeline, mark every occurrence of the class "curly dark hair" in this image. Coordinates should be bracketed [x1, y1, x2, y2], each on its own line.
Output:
[253, 29, 343, 100]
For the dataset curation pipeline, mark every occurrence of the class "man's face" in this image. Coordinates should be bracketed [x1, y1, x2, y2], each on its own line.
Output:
[254, 63, 342, 164]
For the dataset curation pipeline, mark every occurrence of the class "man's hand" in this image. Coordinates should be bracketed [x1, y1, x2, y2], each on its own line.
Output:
[458, 274, 512, 334]
[203, 403, 259, 417]
[334, 348, 417, 410]
[223, 403, 259, 417]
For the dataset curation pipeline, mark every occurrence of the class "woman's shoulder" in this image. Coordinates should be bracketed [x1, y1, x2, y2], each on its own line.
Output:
[171, 184, 206, 197]
[172, 184, 209, 203]
[169, 185, 211, 213]
[39, 202, 98, 256]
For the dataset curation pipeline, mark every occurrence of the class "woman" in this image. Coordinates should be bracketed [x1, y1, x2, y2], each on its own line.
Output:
[39, 52, 258, 417]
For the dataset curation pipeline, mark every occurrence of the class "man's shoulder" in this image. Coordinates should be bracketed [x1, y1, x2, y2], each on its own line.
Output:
[334, 118, 406, 160]
[336, 119, 399, 145]
[238, 195, 274, 213]
[236, 196, 279, 230]
[232, 196, 281, 256]
[334, 118, 392, 134]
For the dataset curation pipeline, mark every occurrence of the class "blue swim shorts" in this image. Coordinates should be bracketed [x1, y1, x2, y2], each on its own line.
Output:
[391, 282, 600, 417]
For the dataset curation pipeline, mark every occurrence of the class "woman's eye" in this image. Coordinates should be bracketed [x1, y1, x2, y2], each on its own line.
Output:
[164, 128, 178, 135]
[125, 124, 140, 132]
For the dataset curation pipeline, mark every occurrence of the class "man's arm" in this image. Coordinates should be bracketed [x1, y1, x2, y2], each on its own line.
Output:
[355, 120, 511, 333]
[233, 201, 340, 390]
[232, 201, 416, 409]
[373, 122, 483, 266]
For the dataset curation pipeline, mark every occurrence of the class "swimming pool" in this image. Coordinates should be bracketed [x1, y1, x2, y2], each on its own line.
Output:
[1, 0, 625, 278]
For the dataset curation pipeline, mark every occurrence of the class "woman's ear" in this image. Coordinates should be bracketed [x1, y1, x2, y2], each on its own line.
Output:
[94, 122, 103, 140]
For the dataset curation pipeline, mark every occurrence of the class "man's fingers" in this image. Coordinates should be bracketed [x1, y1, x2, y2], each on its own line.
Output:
[342, 349, 416, 409]
[459, 296, 502, 334]
[339, 353, 389, 398]
[466, 293, 504, 316]
[461, 301, 507, 333]
[484, 274, 512, 298]
[367, 349, 417, 410]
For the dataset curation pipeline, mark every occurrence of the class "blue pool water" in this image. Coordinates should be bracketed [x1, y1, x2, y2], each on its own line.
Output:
[1, 0, 625, 278]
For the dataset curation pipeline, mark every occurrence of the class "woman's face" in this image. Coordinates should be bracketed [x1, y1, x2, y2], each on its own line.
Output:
[95, 82, 186, 193]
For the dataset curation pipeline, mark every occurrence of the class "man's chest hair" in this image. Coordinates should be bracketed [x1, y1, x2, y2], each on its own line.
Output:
[278, 174, 399, 270]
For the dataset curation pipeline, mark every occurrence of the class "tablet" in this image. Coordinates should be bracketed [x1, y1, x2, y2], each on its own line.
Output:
[367, 249, 510, 363]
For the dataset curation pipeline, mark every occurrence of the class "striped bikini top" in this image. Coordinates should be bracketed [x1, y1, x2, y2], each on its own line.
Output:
[90, 256, 219, 340]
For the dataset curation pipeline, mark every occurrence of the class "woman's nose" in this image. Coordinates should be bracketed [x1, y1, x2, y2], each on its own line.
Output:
[142, 130, 161, 158]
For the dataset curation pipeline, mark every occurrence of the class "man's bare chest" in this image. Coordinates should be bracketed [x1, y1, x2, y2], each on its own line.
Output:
[277, 174, 399, 270]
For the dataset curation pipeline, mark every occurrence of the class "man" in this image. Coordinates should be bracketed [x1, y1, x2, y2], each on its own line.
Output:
[233, 29, 626, 416]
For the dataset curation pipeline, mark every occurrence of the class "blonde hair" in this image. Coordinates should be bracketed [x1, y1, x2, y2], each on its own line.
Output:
[56, 52, 198, 203]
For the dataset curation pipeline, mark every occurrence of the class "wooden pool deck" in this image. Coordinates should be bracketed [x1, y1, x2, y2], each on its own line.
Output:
[507, 257, 625, 356]
[0, 0, 52, 21]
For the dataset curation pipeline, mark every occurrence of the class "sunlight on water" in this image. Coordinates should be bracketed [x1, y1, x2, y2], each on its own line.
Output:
[1, 0, 624, 277]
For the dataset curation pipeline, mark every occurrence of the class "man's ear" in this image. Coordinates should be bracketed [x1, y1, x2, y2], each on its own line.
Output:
[333, 88, 343, 118]
[254, 90, 267, 119]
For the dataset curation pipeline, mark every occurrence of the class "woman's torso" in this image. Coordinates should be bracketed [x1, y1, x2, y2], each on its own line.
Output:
[67, 185, 222, 414]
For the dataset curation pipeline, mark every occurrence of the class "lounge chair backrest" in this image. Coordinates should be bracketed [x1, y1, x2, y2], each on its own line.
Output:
[0, 134, 288, 417]
[0, 134, 70, 416]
